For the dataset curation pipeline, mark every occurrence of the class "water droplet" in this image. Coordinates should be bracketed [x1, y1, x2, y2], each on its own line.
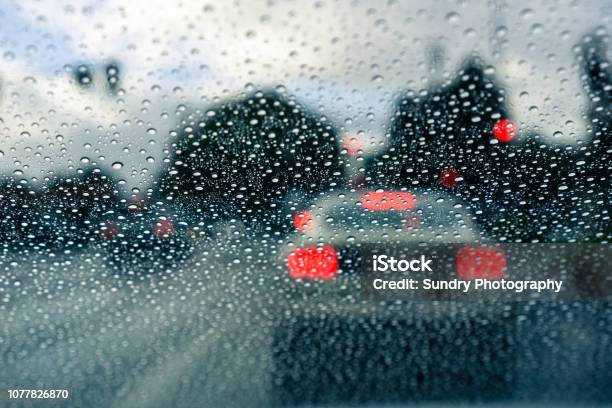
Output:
[520, 8, 534, 19]
[495, 26, 508, 37]
[445, 12, 460, 24]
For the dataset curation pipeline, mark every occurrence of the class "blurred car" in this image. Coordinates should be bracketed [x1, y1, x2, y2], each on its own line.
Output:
[41, 169, 121, 247]
[0, 168, 120, 251]
[271, 187, 593, 404]
[98, 197, 210, 275]
[272, 188, 524, 404]
[0, 177, 41, 249]
[154, 89, 345, 233]
[277, 188, 483, 284]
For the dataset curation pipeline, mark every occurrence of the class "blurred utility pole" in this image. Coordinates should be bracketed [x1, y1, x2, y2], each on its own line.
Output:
[488, 0, 505, 60]
[427, 41, 445, 83]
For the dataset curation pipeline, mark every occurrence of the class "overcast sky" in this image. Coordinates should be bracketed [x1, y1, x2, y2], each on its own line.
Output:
[0, 0, 610, 187]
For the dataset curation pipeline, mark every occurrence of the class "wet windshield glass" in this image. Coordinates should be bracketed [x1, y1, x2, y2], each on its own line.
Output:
[0, 1, 610, 407]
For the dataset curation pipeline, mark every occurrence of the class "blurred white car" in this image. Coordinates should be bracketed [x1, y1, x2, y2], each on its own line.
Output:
[275, 187, 581, 303]
[271, 188, 519, 403]
[279, 188, 482, 279]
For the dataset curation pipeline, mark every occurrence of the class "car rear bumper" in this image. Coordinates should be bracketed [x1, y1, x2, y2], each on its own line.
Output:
[271, 311, 518, 405]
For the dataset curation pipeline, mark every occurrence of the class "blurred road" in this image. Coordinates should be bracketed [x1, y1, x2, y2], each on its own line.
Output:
[0, 234, 278, 407]
[1, 235, 611, 407]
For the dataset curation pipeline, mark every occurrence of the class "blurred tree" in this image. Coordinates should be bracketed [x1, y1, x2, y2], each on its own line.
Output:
[155, 90, 344, 228]
[367, 57, 510, 195]
[545, 32, 612, 242]
[366, 54, 606, 242]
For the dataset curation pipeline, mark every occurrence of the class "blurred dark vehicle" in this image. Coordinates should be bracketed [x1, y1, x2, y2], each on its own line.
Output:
[0, 178, 40, 249]
[0, 168, 120, 251]
[272, 188, 521, 405]
[99, 197, 206, 276]
[40, 168, 121, 248]
[155, 89, 344, 235]
[278, 188, 482, 281]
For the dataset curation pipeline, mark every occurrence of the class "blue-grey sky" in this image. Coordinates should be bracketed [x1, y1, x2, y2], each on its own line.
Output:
[0, 0, 610, 186]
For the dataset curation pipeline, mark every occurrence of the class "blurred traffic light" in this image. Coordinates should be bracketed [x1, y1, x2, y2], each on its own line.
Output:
[366, 57, 510, 196]
[366, 50, 609, 242]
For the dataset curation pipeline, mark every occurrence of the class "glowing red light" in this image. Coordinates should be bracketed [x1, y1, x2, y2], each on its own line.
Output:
[492, 119, 516, 142]
[153, 218, 174, 239]
[455, 246, 507, 280]
[293, 210, 314, 232]
[438, 166, 459, 188]
[100, 221, 119, 241]
[287, 244, 338, 281]
[343, 135, 363, 156]
[360, 191, 416, 211]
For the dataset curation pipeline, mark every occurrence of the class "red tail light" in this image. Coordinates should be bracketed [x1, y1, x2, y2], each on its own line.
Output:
[438, 166, 459, 188]
[492, 119, 516, 142]
[293, 210, 314, 232]
[342, 135, 364, 156]
[153, 218, 174, 239]
[455, 246, 507, 280]
[100, 221, 120, 241]
[287, 244, 338, 281]
[360, 191, 416, 211]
